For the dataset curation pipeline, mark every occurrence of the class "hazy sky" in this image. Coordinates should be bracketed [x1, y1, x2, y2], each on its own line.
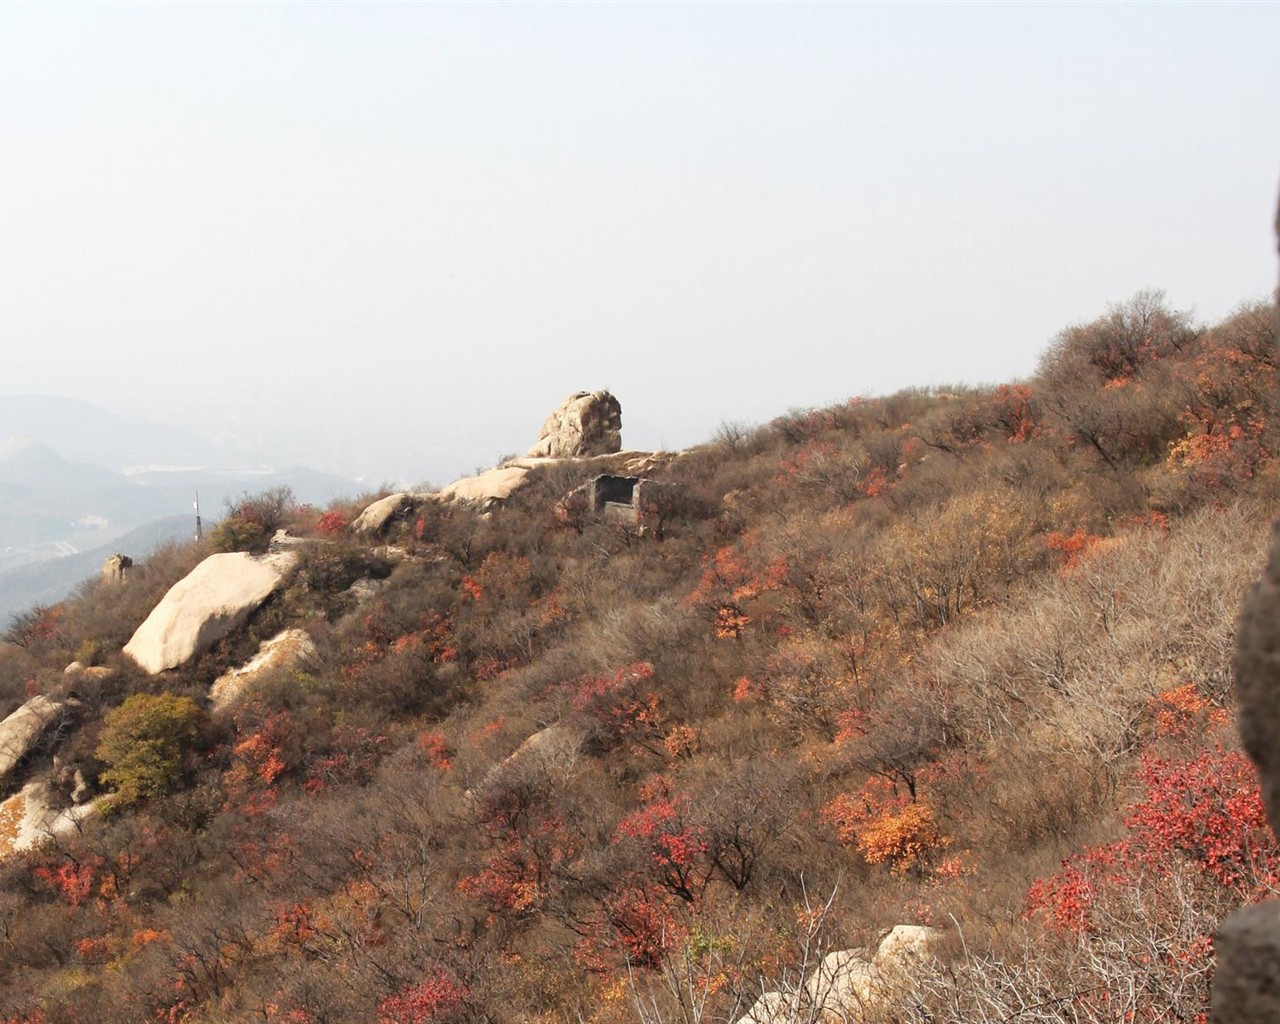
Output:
[2, 2, 1277, 485]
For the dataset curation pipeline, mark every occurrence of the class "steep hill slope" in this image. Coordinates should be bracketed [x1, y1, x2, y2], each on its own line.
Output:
[0, 293, 1274, 1024]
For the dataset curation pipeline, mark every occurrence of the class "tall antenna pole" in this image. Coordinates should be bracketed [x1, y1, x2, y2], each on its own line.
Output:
[194, 490, 203, 542]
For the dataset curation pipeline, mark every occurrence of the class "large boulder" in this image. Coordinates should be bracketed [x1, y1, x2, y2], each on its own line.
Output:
[806, 947, 876, 1013]
[437, 466, 531, 507]
[352, 492, 416, 535]
[526, 390, 622, 459]
[210, 628, 318, 713]
[732, 925, 938, 1024]
[0, 695, 72, 789]
[123, 551, 297, 674]
[0, 782, 97, 858]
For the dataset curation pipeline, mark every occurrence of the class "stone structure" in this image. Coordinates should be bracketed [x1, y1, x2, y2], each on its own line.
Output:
[556, 474, 686, 534]
[1209, 197, 1280, 1022]
[123, 551, 297, 674]
[526, 390, 622, 458]
[101, 553, 132, 584]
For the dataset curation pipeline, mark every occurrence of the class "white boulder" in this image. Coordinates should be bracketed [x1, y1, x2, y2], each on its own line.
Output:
[352, 493, 416, 535]
[123, 552, 297, 674]
[210, 628, 317, 713]
[732, 925, 939, 1024]
[0, 696, 70, 789]
[437, 466, 530, 506]
[0, 782, 97, 858]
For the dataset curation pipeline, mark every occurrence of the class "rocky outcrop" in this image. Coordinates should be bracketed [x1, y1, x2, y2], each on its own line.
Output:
[437, 467, 531, 507]
[347, 577, 390, 604]
[0, 696, 73, 790]
[352, 493, 416, 535]
[0, 782, 97, 858]
[507, 450, 678, 477]
[526, 390, 622, 459]
[468, 723, 583, 802]
[210, 628, 318, 713]
[269, 528, 321, 552]
[1210, 195, 1280, 1023]
[101, 553, 132, 584]
[123, 551, 297, 674]
[63, 662, 114, 681]
[734, 925, 938, 1024]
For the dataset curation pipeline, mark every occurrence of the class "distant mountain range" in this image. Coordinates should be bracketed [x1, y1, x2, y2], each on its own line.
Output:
[0, 395, 362, 626]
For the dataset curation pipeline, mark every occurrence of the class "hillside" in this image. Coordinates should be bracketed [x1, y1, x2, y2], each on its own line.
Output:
[0, 291, 1275, 1024]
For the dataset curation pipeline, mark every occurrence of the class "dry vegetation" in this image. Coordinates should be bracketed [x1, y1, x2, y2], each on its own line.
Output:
[0, 291, 1275, 1023]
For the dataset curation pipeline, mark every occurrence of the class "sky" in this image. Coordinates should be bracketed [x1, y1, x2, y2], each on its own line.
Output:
[1, 2, 1278, 486]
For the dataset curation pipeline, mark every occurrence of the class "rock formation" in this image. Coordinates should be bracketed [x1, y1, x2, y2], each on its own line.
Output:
[734, 925, 938, 1023]
[0, 782, 97, 858]
[123, 551, 297, 674]
[526, 390, 622, 458]
[352, 492, 416, 535]
[0, 695, 73, 790]
[1209, 196, 1280, 1022]
[101, 553, 132, 584]
[210, 628, 318, 713]
[436, 466, 531, 507]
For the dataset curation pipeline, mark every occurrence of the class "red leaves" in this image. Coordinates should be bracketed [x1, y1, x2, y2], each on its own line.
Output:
[614, 796, 709, 903]
[304, 725, 387, 794]
[821, 777, 944, 876]
[416, 730, 453, 771]
[575, 879, 682, 972]
[1044, 529, 1104, 570]
[688, 534, 790, 639]
[985, 384, 1038, 443]
[459, 816, 576, 917]
[1027, 744, 1280, 934]
[1150, 684, 1229, 740]
[1126, 748, 1275, 894]
[314, 510, 347, 535]
[377, 971, 464, 1024]
[231, 709, 294, 788]
[33, 856, 101, 907]
[570, 663, 664, 749]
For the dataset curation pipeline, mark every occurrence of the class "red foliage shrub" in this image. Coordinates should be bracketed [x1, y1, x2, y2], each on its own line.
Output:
[1027, 744, 1280, 933]
[377, 971, 465, 1024]
[614, 796, 710, 903]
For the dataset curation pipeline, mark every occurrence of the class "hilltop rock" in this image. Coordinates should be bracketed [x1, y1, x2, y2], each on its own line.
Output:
[507, 450, 677, 477]
[210, 628, 318, 713]
[437, 466, 531, 507]
[352, 492, 416, 535]
[0, 695, 74, 790]
[123, 551, 297, 674]
[0, 782, 97, 858]
[101, 553, 132, 584]
[527, 390, 622, 459]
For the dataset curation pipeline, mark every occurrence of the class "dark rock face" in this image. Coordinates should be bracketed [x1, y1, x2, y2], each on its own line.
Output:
[1210, 195, 1280, 1023]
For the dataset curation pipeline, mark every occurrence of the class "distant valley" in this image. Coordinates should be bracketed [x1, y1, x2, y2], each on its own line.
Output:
[0, 395, 360, 624]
